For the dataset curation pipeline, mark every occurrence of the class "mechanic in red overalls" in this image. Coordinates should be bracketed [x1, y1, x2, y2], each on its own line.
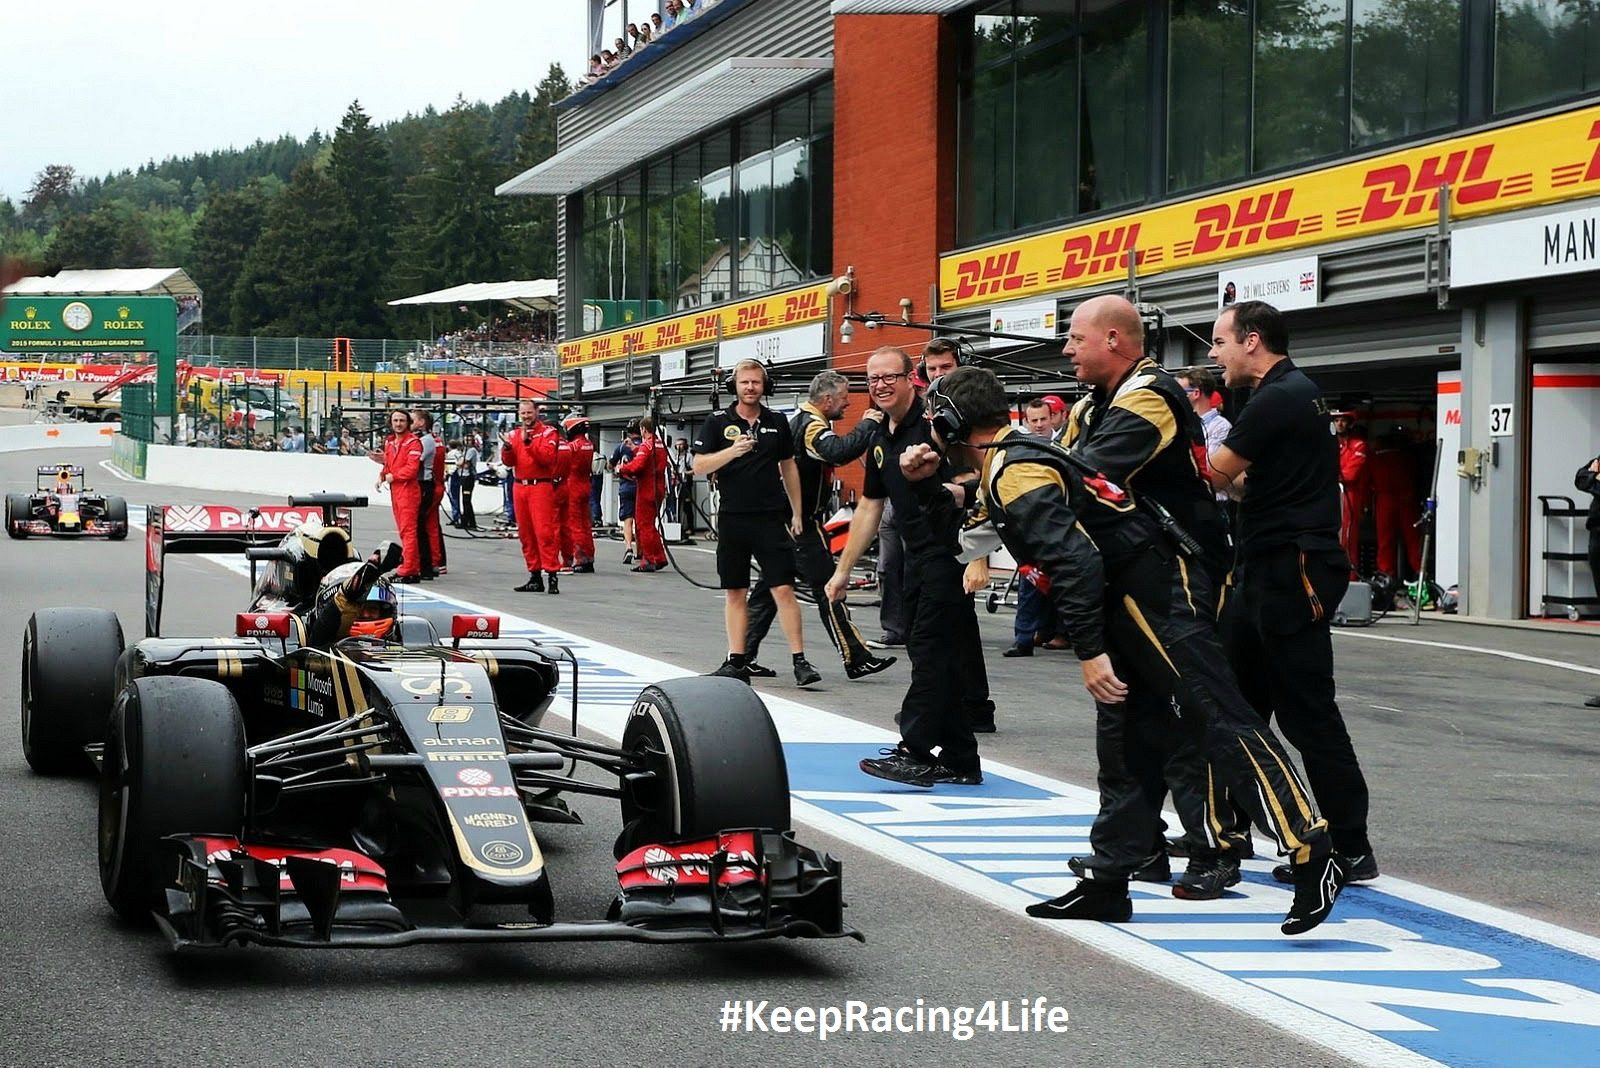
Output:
[374, 409, 424, 582]
[501, 398, 563, 594]
[551, 424, 575, 569]
[1370, 431, 1422, 581]
[412, 409, 449, 577]
[564, 415, 597, 572]
[1333, 411, 1369, 578]
[618, 414, 669, 572]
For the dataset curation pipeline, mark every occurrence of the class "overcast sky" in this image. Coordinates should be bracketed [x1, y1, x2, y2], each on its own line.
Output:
[0, 1, 593, 203]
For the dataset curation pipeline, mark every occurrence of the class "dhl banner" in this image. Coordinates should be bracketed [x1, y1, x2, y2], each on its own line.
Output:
[558, 281, 830, 369]
[940, 103, 1600, 311]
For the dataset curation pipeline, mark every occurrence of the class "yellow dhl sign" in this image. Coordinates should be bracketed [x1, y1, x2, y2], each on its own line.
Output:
[559, 281, 830, 369]
[940, 103, 1600, 311]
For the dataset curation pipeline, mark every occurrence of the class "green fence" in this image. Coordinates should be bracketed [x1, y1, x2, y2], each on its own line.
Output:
[120, 383, 155, 443]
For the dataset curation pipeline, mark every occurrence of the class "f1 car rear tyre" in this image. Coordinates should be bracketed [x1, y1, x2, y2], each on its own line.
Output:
[99, 677, 247, 923]
[21, 608, 126, 774]
[104, 496, 128, 540]
[5, 493, 28, 539]
[616, 676, 790, 858]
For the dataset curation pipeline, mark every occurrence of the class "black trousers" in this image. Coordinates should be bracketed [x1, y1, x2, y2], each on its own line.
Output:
[1079, 549, 1330, 880]
[1222, 545, 1372, 858]
[877, 502, 907, 641]
[746, 520, 873, 669]
[899, 555, 983, 775]
[1589, 529, 1600, 600]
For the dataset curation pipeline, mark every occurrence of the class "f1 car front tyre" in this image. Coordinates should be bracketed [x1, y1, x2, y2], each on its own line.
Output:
[99, 677, 247, 923]
[104, 496, 128, 540]
[21, 608, 126, 774]
[617, 676, 791, 858]
[5, 493, 28, 539]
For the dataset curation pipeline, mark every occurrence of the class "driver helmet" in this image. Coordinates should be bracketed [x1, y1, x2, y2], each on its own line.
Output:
[349, 584, 398, 639]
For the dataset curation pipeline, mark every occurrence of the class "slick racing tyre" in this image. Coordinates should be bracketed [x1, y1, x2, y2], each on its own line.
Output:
[99, 677, 246, 923]
[5, 493, 28, 539]
[104, 496, 128, 540]
[616, 676, 790, 859]
[21, 608, 126, 775]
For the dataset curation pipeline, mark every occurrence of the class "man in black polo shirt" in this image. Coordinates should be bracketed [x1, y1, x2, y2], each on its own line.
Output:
[825, 346, 984, 786]
[1206, 300, 1376, 909]
[692, 358, 821, 687]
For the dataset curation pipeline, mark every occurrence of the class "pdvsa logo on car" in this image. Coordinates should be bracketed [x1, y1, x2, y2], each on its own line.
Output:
[456, 767, 494, 786]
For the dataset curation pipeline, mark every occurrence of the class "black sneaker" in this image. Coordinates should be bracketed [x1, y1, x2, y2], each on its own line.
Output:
[1281, 852, 1351, 935]
[573, 562, 595, 573]
[1172, 855, 1242, 900]
[1273, 851, 1378, 884]
[622, 550, 635, 564]
[793, 658, 822, 687]
[859, 745, 940, 788]
[1002, 643, 1034, 658]
[545, 572, 560, 595]
[926, 763, 983, 786]
[1068, 852, 1169, 883]
[709, 659, 751, 685]
[845, 655, 896, 680]
[743, 660, 779, 679]
[1024, 880, 1133, 922]
[513, 572, 544, 592]
[868, 634, 906, 649]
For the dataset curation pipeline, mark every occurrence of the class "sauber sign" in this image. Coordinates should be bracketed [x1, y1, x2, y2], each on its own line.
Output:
[940, 104, 1600, 310]
[558, 281, 830, 369]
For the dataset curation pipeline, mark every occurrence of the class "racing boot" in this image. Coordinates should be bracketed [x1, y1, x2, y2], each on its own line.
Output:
[1281, 852, 1351, 936]
[514, 571, 545, 593]
[546, 571, 560, 595]
[1171, 855, 1242, 900]
[1272, 851, 1377, 884]
[1025, 879, 1133, 922]
[792, 655, 822, 687]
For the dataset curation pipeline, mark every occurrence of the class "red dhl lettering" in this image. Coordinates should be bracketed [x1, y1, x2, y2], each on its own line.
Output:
[1061, 224, 1143, 280]
[622, 329, 646, 353]
[782, 291, 821, 321]
[694, 314, 720, 341]
[952, 251, 1023, 301]
[655, 321, 684, 347]
[1360, 145, 1500, 221]
[1586, 119, 1600, 183]
[734, 302, 771, 332]
[1192, 192, 1296, 256]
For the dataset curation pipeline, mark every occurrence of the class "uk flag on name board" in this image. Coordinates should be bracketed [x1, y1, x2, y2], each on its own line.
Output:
[1300, 271, 1316, 291]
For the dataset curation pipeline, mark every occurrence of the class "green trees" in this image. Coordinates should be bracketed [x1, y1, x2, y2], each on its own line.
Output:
[0, 66, 571, 336]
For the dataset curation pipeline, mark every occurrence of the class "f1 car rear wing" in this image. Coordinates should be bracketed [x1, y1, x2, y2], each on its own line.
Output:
[36, 465, 85, 491]
[145, 494, 366, 637]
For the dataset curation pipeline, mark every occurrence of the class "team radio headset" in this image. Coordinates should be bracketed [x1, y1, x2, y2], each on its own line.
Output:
[923, 375, 1204, 559]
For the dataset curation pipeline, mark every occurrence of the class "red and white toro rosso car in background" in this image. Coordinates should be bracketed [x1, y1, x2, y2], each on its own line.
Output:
[6, 464, 128, 539]
[20, 494, 858, 950]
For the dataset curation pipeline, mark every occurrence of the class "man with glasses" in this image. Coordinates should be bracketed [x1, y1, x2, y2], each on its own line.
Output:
[825, 347, 986, 787]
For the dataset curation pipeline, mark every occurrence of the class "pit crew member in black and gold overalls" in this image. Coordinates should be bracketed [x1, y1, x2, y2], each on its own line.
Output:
[744, 371, 897, 681]
[910, 366, 1345, 935]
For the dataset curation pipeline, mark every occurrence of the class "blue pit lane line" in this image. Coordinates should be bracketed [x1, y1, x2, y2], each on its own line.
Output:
[147, 521, 1600, 1068]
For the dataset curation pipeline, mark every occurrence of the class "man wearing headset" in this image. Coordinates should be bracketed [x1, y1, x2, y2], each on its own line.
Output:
[692, 358, 820, 686]
[906, 365, 1347, 935]
[501, 398, 563, 594]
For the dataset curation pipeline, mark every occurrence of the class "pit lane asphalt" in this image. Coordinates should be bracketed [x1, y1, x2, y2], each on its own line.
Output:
[2, 446, 1596, 1068]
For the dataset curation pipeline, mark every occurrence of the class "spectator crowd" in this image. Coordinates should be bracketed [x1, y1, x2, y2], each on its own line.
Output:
[579, 0, 724, 86]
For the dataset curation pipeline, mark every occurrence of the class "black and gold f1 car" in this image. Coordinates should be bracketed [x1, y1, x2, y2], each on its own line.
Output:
[6, 464, 128, 539]
[21, 494, 856, 950]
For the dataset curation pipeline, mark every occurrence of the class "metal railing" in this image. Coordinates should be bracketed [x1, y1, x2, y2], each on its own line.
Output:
[177, 335, 558, 377]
